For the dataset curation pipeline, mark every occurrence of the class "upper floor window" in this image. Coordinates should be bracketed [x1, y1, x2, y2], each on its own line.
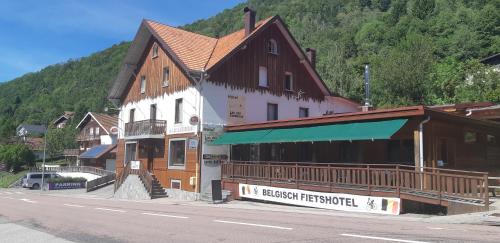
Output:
[299, 107, 309, 118]
[284, 72, 293, 91]
[162, 67, 170, 87]
[150, 104, 157, 120]
[152, 44, 159, 58]
[175, 98, 183, 124]
[267, 103, 278, 121]
[268, 39, 278, 54]
[89, 127, 94, 135]
[259, 66, 268, 87]
[464, 131, 477, 144]
[95, 127, 100, 135]
[129, 109, 135, 123]
[140, 75, 146, 94]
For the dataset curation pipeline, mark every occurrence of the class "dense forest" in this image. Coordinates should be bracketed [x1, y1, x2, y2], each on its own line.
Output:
[0, 0, 498, 142]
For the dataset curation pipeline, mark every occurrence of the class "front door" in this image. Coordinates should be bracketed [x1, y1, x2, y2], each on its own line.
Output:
[147, 143, 154, 173]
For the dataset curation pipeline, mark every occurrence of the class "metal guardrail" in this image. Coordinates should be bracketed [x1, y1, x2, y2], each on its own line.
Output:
[86, 173, 116, 192]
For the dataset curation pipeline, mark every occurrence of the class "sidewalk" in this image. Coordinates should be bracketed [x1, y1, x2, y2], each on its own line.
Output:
[0, 217, 74, 243]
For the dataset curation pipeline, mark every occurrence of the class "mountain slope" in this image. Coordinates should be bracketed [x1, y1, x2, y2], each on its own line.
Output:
[0, 0, 498, 140]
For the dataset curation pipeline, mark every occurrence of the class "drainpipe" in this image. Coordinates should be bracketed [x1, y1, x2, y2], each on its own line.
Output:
[195, 71, 205, 194]
[419, 116, 430, 172]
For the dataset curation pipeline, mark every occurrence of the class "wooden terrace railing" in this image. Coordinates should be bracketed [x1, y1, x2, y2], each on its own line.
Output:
[30, 166, 114, 176]
[124, 119, 166, 138]
[222, 161, 489, 207]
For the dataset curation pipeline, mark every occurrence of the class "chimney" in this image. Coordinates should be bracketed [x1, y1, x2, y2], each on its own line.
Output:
[362, 63, 372, 112]
[306, 48, 316, 68]
[244, 7, 256, 36]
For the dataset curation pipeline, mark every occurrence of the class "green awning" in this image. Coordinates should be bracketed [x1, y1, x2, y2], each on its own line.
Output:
[212, 119, 408, 145]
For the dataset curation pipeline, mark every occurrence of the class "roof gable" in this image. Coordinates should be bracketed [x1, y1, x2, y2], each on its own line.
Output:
[76, 112, 117, 135]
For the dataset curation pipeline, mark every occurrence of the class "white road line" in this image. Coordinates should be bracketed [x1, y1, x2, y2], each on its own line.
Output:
[20, 198, 37, 203]
[340, 233, 430, 243]
[427, 227, 444, 230]
[3, 196, 16, 199]
[94, 207, 126, 213]
[63, 204, 85, 208]
[15, 192, 25, 194]
[213, 220, 292, 230]
[141, 212, 188, 219]
[4, 192, 13, 194]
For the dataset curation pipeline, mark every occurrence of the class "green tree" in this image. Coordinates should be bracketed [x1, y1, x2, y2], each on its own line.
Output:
[0, 144, 35, 172]
[411, 0, 435, 20]
[46, 126, 77, 158]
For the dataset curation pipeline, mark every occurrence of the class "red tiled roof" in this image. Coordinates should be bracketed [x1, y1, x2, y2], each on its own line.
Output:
[144, 17, 275, 72]
[90, 113, 118, 134]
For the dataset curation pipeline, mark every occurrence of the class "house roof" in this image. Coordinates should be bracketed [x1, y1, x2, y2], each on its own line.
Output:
[24, 137, 44, 151]
[109, 14, 330, 102]
[16, 124, 46, 135]
[76, 112, 118, 135]
[53, 111, 75, 125]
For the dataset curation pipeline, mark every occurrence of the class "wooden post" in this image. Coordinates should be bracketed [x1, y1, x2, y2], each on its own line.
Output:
[437, 169, 441, 203]
[413, 130, 420, 169]
[396, 165, 400, 197]
[367, 165, 371, 195]
[268, 162, 271, 186]
[295, 163, 299, 189]
[484, 174, 489, 211]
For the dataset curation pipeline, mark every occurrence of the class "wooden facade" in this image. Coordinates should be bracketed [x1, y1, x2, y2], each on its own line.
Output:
[122, 39, 194, 105]
[77, 118, 102, 152]
[207, 24, 326, 102]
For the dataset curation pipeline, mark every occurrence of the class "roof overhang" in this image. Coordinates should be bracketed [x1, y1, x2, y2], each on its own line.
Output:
[75, 112, 110, 135]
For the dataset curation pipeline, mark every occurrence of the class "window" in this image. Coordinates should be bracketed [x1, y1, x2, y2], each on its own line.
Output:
[299, 107, 309, 118]
[284, 72, 293, 91]
[150, 104, 157, 120]
[175, 98, 183, 124]
[140, 75, 146, 94]
[152, 44, 158, 58]
[267, 103, 278, 121]
[268, 39, 278, 54]
[129, 109, 135, 123]
[169, 139, 186, 168]
[89, 127, 94, 135]
[162, 67, 169, 87]
[125, 143, 137, 164]
[259, 66, 268, 87]
[95, 127, 100, 135]
[464, 131, 477, 143]
[487, 135, 496, 144]
[170, 179, 181, 189]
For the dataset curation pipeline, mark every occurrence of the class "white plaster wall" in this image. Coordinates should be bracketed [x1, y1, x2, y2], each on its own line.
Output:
[201, 81, 336, 126]
[118, 87, 201, 138]
[100, 135, 115, 145]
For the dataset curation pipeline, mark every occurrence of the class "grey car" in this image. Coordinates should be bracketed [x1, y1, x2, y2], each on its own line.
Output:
[22, 172, 59, 189]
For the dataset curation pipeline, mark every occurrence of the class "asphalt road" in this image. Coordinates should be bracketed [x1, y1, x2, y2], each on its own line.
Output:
[1, 189, 499, 243]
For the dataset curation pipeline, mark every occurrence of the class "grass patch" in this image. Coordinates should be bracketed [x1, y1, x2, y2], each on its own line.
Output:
[0, 170, 28, 188]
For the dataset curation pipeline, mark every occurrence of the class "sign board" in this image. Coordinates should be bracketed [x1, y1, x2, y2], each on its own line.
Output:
[131, 160, 140, 170]
[203, 125, 224, 145]
[188, 138, 199, 149]
[227, 95, 246, 124]
[168, 125, 196, 134]
[202, 154, 228, 166]
[189, 115, 199, 126]
[211, 180, 223, 202]
[48, 182, 86, 190]
[110, 126, 119, 135]
[239, 184, 400, 215]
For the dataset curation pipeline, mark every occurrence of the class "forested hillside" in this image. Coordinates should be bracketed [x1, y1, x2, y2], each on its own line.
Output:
[0, 0, 498, 141]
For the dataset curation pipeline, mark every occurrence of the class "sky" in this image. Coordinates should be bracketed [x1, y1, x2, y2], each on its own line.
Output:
[0, 0, 244, 82]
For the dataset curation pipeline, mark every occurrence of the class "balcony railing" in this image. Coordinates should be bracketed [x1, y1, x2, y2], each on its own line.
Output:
[124, 119, 166, 138]
[76, 134, 100, 141]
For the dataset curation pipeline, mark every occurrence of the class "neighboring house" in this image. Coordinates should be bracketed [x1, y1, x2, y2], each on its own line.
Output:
[53, 111, 75, 129]
[24, 137, 45, 161]
[74, 112, 118, 170]
[108, 8, 359, 198]
[481, 53, 500, 72]
[16, 124, 46, 141]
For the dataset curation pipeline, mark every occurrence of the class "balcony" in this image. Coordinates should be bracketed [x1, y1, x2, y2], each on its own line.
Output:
[125, 120, 166, 139]
[77, 133, 100, 141]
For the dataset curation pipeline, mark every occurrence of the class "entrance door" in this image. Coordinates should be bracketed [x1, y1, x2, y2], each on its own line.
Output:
[147, 144, 154, 173]
[437, 138, 455, 168]
[125, 143, 137, 165]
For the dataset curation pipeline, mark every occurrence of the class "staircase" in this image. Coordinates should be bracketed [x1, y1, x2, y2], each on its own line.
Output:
[148, 174, 167, 199]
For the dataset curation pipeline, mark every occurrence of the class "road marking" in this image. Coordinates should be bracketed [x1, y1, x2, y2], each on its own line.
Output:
[4, 192, 13, 194]
[141, 212, 188, 219]
[3, 196, 16, 199]
[15, 192, 25, 195]
[63, 204, 85, 208]
[94, 207, 126, 213]
[427, 227, 444, 230]
[340, 233, 430, 243]
[20, 198, 37, 203]
[213, 220, 292, 230]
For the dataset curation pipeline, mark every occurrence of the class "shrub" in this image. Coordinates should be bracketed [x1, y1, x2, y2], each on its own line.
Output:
[47, 176, 87, 183]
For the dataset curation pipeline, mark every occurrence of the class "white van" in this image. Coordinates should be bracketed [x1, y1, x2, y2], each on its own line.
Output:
[22, 172, 60, 189]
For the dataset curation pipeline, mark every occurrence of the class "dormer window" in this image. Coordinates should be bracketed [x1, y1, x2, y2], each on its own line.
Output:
[268, 39, 278, 54]
[152, 44, 159, 58]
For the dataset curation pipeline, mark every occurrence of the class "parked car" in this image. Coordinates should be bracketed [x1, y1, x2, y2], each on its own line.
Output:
[22, 172, 60, 189]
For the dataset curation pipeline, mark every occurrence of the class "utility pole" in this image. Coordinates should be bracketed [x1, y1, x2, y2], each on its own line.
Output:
[40, 122, 48, 191]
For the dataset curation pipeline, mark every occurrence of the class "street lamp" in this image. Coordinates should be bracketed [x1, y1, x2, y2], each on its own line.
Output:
[40, 122, 48, 191]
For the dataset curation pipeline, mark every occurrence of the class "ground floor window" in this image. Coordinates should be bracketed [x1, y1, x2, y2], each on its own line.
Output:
[169, 139, 186, 168]
[171, 179, 181, 189]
